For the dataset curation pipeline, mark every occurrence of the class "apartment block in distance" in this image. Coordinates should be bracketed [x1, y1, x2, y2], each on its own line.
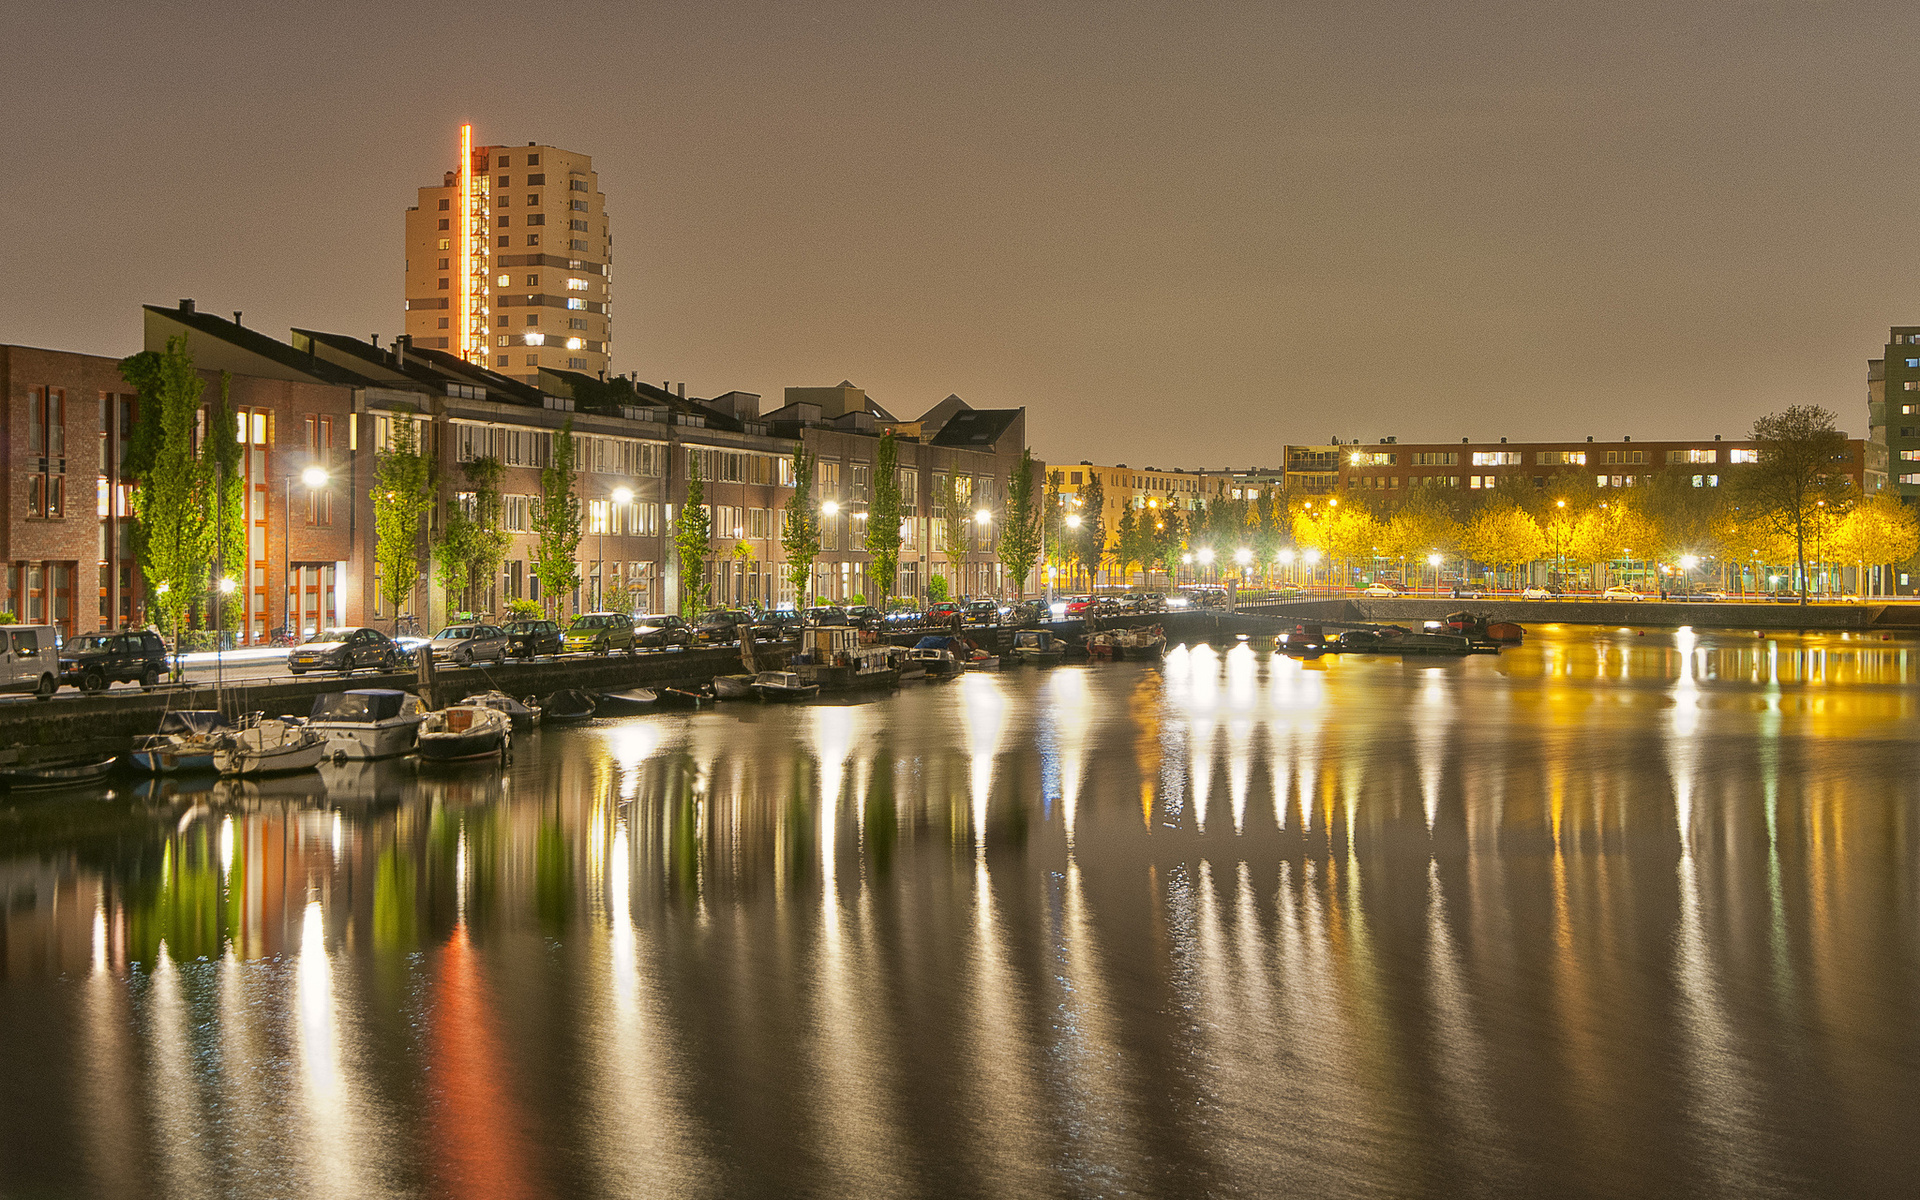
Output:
[405, 125, 611, 386]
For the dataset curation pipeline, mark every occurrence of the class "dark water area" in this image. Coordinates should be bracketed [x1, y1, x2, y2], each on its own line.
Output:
[2, 625, 1918, 1198]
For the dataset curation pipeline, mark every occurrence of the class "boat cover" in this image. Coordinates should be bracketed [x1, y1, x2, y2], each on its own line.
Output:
[157, 710, 232, 736]
[913, 636, 954, 650]
[311, 690, 410, 723]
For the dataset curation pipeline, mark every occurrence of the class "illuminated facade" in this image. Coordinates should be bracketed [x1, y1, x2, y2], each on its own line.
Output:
[405, 127, 612, 386]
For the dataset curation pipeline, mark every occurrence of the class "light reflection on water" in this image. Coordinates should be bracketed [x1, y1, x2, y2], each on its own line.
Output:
[2, 625, 1919, 1197]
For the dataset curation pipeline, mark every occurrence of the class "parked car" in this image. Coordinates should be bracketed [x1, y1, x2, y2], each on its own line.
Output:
[504, 618, 563, 658]
[287, 627, 402, 676]
[1521, 585, 1564, 600]
[1450, 583, 1491, 599]
[1362, 583, 1405, 598]
[1133, 592, 1169, 612]
[1062, 595, 1098, 617]
[755, 610, 803, 640]
[632, 614, 692, 649]
[429, 623, 510, 666]
[0, 624, 61, 698]
[1673, 589, 1725, 603]
[1602, 586, 1644, 602]
[924, 601, 965, 627]
[564, 612, 637, 655]
[692, 609, 754, 645]
[1009, 599, 1051, 626]
[803, 605, 850, 627]
[843, 604, 886, 630]
[1770, 589, 1806, 604]
[58, 629, 169, 692]
[962, 598, 1002, 625]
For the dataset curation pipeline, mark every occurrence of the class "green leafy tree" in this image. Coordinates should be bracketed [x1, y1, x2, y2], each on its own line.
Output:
[934, 466, 969, 591]
[1732, 405, 1854, 603]
[1114, 505, 1142, 589]
[1043, 470, 1067, 574]
[676, 453, 712, 615]
[927, 573, 950, 602]
[1151, 508, 1185, 587]
[462, 456, 512, 614]
[865, 432, 903, 604]
[118, 336, 211, 644]
[1076, 472, 1106, 589]
[373, 416, 434, 631]
[433, 495, 475, 617]
[1383, 490, 1462, 586]
[1252, 491, 1284, 581]
[996, 449, 1042, 600]
[203, 374, 246, 606]
[1459, 503, 1546, 587]
[782, 445, 821, 606]
[1833, 491, 1920, 597]
[531, 417, 583, 617]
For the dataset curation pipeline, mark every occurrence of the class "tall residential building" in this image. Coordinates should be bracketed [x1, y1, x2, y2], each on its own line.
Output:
[404, 125, 612, 386]
[1866, 326, 1920, 496]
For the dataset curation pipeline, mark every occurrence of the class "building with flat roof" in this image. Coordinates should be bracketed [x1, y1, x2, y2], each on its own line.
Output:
[404, 126, 611, 387]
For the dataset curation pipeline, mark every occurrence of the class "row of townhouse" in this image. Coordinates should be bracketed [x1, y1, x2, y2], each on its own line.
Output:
[1, 301, 1033, 641]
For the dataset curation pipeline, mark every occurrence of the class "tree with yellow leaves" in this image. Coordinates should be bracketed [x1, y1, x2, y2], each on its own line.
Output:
[1831, 491, 1920, 598]
[1459, 503, 1545, 588]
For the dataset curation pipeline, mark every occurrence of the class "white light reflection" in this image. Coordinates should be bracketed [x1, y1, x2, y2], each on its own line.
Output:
[959, 674, 1006, 852]
[219, 815, 235, 876]
[607, 723, 661, 799]
[1049, 671, 1091, 845]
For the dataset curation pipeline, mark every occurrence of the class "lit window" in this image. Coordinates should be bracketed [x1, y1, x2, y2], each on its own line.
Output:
[567, 277, 588, 290]
[437, 238, 450, 250]
[1729, 449, 1758, 463]
[497, 335, 509, 347]
[497, 274, 510, 286]
[527, 234, 540, 246]
[526, 274, 539, 286]
[566, 337, 584, 350]
[527, 193, 539, 205]
[567, 298, 584, 310]
[524, 333, 545, 346]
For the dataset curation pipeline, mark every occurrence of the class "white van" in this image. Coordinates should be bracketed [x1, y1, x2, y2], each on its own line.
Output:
[0, 625, 59, 698]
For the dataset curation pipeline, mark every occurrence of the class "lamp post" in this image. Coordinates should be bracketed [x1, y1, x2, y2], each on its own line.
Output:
[1065, 511, 1082, 594]
[1278, 547, 1295, 589]
[1427, 551, 1442, 596]
[819, 499, 840, 606]
[971, 507, 992, 598]
[1304, 548, 1321, 593]
[284, 466, 329, 643]
[602, 485, 632, 612]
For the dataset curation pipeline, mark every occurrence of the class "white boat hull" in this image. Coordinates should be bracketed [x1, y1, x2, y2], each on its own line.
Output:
[310, 718, 424, 760]
[216, 739, 327, 776]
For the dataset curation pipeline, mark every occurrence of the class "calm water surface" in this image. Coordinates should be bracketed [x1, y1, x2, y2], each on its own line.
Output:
[2, 625, 1918, 1198]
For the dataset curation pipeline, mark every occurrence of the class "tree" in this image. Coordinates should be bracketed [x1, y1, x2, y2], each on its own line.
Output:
[1152, 508, 1185, 587]
[1252, 491, 1283, 581]
[1640, 471, 1726, 566]
[782, 445, 820, 607]
[934, 466, 969, 593]
[1043, 470, 1067, 580]
[676, 452, 712, 615]
[1114, 504, 1142, 589]
[865, 431, 903, 604]
[1324, 504, 1384, 589]
[1732, 405, 1854, 603]
[433, 493, 474, 617]
[462, 456, 512, 615]
[1459, 503, 1546, 585]
[1832, 491, 1920, 598]
[118, 336, 212, 644]
[531, 417, 583, 617]
[1076, 472, 1106, 589]
[996, 448, 1042, 600]
[1383, 491, 1462, 585]
[203, 374, 246, 615]
[1571, 495, 1660, 589]
[373, 416, 434, 631]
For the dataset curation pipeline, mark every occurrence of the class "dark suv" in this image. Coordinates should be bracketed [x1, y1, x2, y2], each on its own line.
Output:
[693, 609, 754, 645]
[962, 599, 1002, 626]
[632, 614, 692, 649]
[504, 619, 563, 658]
[59, 630, 169, 692]
[803, 605, 849, 627]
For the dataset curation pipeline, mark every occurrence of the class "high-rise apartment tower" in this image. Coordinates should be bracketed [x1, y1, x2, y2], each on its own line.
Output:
[404, 125, 612, 384]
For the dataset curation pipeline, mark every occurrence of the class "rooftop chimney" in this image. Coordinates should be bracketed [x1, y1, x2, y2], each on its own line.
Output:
[677, 382, 686, 399]
[232, 311, 242, 327]
[178, 298, 194, 313]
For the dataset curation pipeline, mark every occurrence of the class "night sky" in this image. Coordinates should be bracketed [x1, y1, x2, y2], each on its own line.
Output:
[6, 1, 1915, 466]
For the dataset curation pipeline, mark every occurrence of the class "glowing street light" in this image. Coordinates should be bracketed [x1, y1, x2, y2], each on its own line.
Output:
[974, 508, 991, 524]
[1679, 554, 1699, 570]
[612, 485, 634, 506]
[302, 465, 329, 490]
[1198, 548, 1215, 565]
[1234, 547, 1252, 566]
[1065, 513, 1082, 529]
[218, 577, 237, 595]
[821, 500, 840, 517]
[1278, 548, 1295, 564]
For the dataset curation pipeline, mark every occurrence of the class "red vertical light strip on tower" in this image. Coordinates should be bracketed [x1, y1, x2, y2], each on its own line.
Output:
[458, 123, 473, 363]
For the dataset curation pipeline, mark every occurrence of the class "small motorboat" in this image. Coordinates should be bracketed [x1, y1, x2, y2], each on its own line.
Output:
[127, 710, 233, 774]
[907, 636, 962, 678]
[0, 755, 119, 791]
[214, 718, 327, 776]
[963, 652, 1000, 670]
[463, 690, 543, 729]
[751, 670, 820, 702]
[653, 685, 713, 709]
[596, 688, 659, 714]
[307, 690, 427, 761]
[1276, 623, 1328, 659]
[1486, 621, 1524, 644]
[712, 674, 755, 700]
[542, 688, 598, 723]
[416, 704, 512, 762]
[1008, 629, 1065, 665]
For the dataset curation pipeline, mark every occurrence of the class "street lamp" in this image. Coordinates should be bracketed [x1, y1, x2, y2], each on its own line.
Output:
[1427, 551, 1442, 596]
[286, 467, 329, 643]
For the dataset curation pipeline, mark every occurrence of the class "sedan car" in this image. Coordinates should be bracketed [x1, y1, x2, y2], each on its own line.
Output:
[288, 627, 402, 675]
[632, 614, 692, 649]
[692, 609, 754, 645]
[1602, 586, 1644, 602]
[429, 623, 510, 666]
[503, 619, 563, 658]
[1521, 586, 1564, 600]
[803, 605, 850, 627]
[1362, 583, 1405, 597]
[924, 601, 964, 627]
[843, 604, 885, 630]
[1450, 584, 1491, 599]
[962, 599, 1002, 625]
[754, 610, 803, 640]
[564, 613, 637, 655]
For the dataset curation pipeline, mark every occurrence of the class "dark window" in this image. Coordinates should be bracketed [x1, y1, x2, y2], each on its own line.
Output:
[496, 175, 509, 187]
[438, 278, 450, 290]
[497, 235, 509, 247]
[570, 219, 587, 231]
[437, 257, 449, 269]
[438, 218, 450, 230]
[497, 215, 509, 227]
[527, 234, 540, 246]
[496, 194, 509, 207]
[527, 173, 545, 185]
[527, 193, 539, 205]
[570, 179, 587, 192]
[571, 200, 588, 212]
[497, 156, 510, 167]
[438, 198, 450, 211]
[527, 214, 544, 226]
[526, 154, 540, 166]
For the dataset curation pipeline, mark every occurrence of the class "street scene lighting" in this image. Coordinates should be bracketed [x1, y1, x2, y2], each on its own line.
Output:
[1234, 548, 1252, 566]
[974, 508, 991, 524]
[612, 485, 634, 506]
[301, 465, 329, 490]
[822, 500, 840, 517]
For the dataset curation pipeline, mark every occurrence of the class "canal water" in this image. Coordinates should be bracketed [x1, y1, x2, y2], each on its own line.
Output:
[2, 626, 1917, 1198]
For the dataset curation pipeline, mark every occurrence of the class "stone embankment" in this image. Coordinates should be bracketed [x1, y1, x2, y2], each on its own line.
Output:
[1237, 596, 1919, 632]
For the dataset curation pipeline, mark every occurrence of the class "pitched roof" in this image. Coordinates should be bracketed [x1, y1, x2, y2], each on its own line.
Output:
[145, 305, 373, 386]
[929, 408, 1021, 449]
